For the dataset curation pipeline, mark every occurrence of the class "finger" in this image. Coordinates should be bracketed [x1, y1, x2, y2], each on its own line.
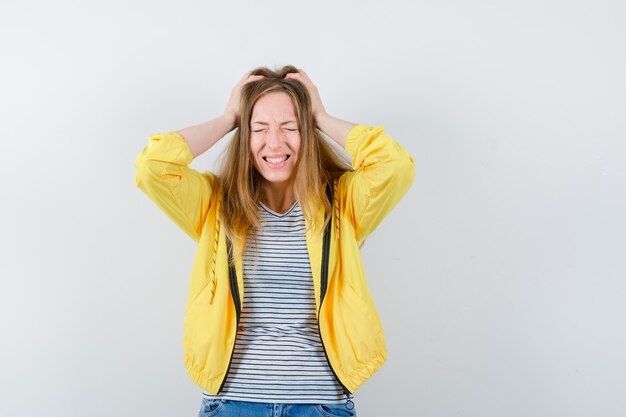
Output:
[285, 74, 309, 84]
[291, 70, 311, 83]
[243, 74, 265, 84]
[239, 71, 252, 82]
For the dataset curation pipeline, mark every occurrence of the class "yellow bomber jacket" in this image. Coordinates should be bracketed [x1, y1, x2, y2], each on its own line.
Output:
[134, 124, 415, 394]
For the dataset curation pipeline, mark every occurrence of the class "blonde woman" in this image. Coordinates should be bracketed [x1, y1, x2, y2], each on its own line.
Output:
[134, 66, 415, 417]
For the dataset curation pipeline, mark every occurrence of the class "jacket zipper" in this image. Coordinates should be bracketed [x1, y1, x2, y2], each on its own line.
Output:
[318, 244, 353, 398]
[317, 183, 355, 408]
[218, 238, 241, 394]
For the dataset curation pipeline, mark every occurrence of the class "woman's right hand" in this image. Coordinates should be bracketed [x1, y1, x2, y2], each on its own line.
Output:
[177, 71, 262, 158]
[224, 71, 265, 124]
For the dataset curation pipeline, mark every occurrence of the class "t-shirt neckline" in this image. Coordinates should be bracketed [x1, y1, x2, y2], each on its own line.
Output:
[259, 201, 299, 218]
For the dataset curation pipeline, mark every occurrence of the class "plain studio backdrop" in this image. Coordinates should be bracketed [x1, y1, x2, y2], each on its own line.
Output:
[1, 1, 624, 416]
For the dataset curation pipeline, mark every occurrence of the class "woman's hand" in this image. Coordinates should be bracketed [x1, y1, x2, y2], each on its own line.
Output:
[284, 69, 327, 120]
[286, 69, 355, 148]
[224, 71, 265, 124]
[177, 72, 263, 158]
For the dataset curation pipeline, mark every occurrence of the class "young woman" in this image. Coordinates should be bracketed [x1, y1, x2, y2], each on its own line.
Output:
[134, 66, 415, 417]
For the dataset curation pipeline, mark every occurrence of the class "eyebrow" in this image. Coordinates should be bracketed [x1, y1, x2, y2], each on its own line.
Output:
[250, 121, 298, 126]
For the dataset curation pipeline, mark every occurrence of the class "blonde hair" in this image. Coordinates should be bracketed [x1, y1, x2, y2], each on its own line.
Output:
[217, 65, 352, 262]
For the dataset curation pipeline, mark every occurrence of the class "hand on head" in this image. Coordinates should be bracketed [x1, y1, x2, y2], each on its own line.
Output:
[224, 71, 265, 122]
[284, 69, 326, 119]
[225, 67, 327, 125]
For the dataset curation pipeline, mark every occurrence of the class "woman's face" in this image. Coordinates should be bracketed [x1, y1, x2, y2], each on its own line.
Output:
[249, 91, 301, 188]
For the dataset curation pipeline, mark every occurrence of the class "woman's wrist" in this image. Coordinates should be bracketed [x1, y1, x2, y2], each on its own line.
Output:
[314, 112, 356, 148]
[313, 109, 328, 126]
[219, 112, 238, 132]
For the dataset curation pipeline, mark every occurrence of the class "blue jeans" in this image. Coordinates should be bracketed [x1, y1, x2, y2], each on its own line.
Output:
[198, 398, 357, 417]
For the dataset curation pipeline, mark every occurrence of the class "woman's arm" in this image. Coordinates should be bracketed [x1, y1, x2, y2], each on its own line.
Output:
[314, 112, 356, 148]
[176, 113, 236, 159]
[177, 72, 265, 158]
[134, 71, 264, 241]
[284, 70, 356, 147]
[286, 69, 414, 243]
[340, 125, 415, 243]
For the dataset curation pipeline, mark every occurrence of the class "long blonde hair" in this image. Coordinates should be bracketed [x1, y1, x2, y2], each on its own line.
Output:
[217, 65, 352, 261]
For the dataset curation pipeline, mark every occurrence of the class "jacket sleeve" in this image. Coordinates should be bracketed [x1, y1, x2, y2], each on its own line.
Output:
[133, 131, 216, 243]
[339, 125, 415, 244]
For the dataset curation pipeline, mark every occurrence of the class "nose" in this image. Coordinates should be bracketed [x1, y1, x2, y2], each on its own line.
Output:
[265, 125, 284, 149]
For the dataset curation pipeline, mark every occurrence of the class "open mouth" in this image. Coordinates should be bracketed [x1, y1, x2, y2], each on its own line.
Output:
[263, 155, 290, 164]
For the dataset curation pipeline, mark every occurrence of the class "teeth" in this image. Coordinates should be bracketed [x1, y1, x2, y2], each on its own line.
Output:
[265, 155, 288, 164]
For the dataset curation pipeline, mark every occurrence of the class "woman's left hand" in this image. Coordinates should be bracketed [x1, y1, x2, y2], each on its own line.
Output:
[284, 69, 327, 120]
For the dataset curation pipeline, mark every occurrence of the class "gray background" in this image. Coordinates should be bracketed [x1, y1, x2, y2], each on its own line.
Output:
[1, 0, 625, 416]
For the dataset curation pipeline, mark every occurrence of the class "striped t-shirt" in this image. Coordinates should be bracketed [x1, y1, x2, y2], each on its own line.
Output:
[202, 201, 346, 404]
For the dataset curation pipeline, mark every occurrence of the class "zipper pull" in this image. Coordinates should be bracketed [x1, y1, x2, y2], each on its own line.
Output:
[344, 389, 355, 410]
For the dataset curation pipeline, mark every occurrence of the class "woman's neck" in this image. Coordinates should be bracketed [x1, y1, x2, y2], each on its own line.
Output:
[260, 183, 296, 214]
